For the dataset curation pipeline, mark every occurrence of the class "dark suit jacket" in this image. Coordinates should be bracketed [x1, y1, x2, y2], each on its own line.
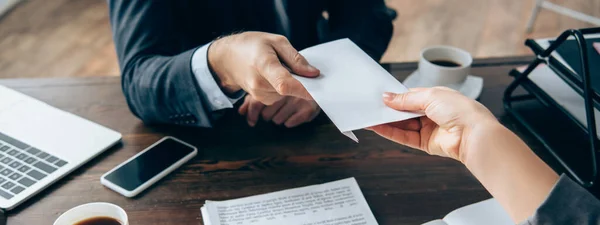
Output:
[108, 0, 393, 127]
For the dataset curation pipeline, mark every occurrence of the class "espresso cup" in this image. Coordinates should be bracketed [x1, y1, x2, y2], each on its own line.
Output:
[54, 202, 128, 225]
[418, 46, 473, 90]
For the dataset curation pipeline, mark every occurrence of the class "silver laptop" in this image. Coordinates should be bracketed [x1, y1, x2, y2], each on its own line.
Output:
[0, 85, 121, 210]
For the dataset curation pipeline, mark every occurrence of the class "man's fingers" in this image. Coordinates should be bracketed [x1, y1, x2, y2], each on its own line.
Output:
[239, 102, 249, 116]
[284, 108, 318, 128]
[238, 96, 250, 115]
[284, 111, 306, 128]
[272, 101, 297, 125]
[370, 124, 421, 149]
[261, 98, 287, 121]
[242, 72, 282, 105]
[247, 100, 266, 127]
[270, 35, 319, 77]
[259, 58, 313, 100]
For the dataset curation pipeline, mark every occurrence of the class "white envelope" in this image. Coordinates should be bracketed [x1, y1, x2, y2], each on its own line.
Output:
[293, 39, 422, 142]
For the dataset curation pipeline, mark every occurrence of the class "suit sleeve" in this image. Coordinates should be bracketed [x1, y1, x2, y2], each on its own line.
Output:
[325, 0, 393, 61]
[519, 174, 600, 225]
[108, 0, 219, 127]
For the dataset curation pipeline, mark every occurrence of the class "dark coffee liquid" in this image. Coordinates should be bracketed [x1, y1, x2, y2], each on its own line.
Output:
[74, 217, 121, 225]
[430, 60, 461, 67]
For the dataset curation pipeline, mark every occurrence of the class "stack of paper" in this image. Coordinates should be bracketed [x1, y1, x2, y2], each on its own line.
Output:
[200, 178, 378, 225]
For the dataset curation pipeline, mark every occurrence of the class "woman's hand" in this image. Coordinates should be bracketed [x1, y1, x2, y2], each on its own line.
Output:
[369, 87, 498, 162]
[371, 87, 559, 223]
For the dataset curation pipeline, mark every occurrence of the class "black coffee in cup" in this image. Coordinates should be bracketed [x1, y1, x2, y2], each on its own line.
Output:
[430, 60, 461, 67]
[74, 217, 121, 225]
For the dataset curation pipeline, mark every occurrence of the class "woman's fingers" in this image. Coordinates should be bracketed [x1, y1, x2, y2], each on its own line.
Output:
[383, 87, 459, 112]
[369, 124, 421, 149]
[382, 90, 430, 112]
[385, 118, 422, 131]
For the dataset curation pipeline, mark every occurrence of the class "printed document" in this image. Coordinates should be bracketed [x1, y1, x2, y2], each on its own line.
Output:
[201, 178, 378, 225]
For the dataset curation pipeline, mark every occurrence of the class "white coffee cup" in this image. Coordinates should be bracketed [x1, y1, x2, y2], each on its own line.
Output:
[54, 202, 128, 225]
[418, 46, 473, 90]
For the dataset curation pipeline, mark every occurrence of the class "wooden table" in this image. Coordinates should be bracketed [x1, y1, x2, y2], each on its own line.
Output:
[2, 56, 541, 225]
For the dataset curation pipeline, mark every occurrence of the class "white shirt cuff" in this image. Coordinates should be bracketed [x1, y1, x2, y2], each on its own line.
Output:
[191, 42, 245, 111]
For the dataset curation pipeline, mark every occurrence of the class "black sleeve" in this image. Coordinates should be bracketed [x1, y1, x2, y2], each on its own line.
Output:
[108, 0, 214, 127]
[325, 0, 394, 61]
[519, 174, 600, 225]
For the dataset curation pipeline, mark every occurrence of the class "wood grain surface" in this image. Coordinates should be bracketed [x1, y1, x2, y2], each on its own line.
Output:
[1, 0, 599, 78]
[0, 57, 587, 225]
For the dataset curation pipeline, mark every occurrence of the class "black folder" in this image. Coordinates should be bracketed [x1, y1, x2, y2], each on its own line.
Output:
[525, 36, 600, 108]
[504, 28, 600, 189]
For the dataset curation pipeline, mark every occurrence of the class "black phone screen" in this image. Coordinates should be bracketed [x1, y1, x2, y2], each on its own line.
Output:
[104, 138, 196, 191]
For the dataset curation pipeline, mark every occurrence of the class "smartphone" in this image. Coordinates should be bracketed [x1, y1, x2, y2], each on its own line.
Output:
[101, 136, 197, 197]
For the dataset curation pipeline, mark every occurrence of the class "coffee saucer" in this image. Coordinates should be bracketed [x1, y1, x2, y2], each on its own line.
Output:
[403, 71, 484, 100]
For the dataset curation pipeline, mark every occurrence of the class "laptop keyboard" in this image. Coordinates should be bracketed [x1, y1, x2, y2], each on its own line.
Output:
[0, 132, 68, 200]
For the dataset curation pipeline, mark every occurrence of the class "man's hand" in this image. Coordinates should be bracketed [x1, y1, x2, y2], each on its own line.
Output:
[238, 95, 320, 128]
[208, 32, 319, 105]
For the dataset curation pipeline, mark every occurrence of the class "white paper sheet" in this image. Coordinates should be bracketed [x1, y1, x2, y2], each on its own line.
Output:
[421, 220, 448, 225]
[293, 39, 422, 142]
[441, 198, 512, 225]
[420, 199, 512, 225]
[201, 177, 378, 225]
